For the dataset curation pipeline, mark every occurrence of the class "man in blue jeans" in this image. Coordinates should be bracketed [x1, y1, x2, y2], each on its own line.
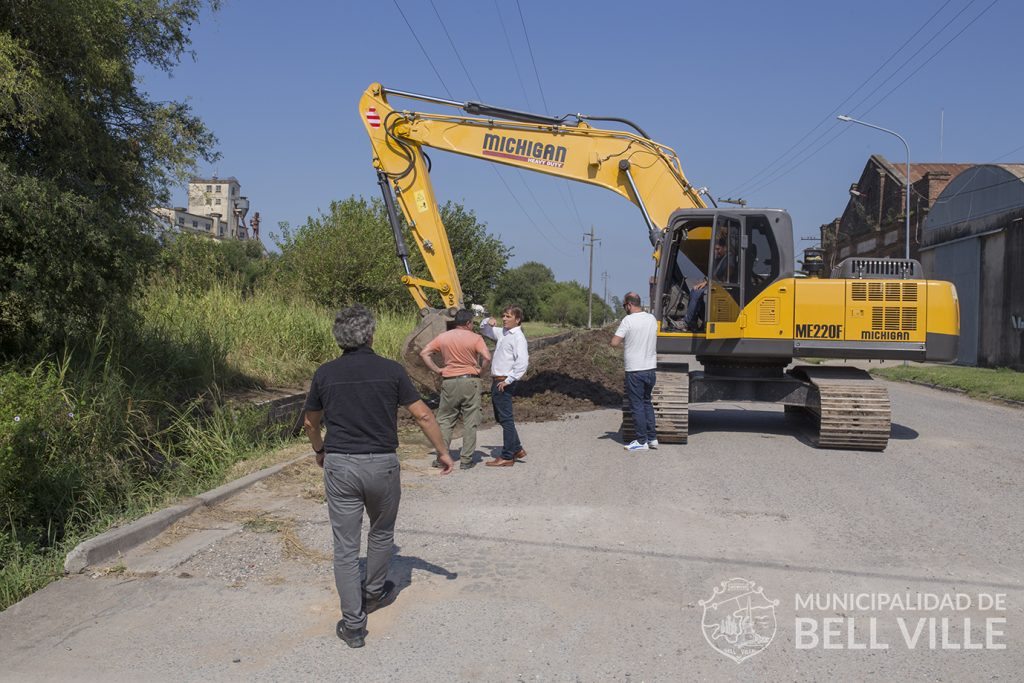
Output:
[480, 305, 529, 467]
[611, 292, 658, 451]
[304, 304, 454, 649]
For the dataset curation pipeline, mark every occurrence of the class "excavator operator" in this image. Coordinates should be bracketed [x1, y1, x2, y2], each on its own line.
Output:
[682, 238, 734, 332]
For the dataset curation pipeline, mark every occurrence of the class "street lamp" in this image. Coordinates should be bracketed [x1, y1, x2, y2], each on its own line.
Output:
[837, 115, 912, 260]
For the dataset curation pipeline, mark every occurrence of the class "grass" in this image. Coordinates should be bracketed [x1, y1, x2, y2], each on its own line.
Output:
[872, 364, 1024, 403]
[521, 321, 567, 337]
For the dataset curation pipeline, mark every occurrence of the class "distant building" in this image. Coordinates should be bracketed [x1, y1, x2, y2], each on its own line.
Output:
[153, 176, 252, 241]
[152, 206, 221, 238]
[819, 155, 972, 271]
[918, 164, 1024, 368]
[820, 156, 1024, 369]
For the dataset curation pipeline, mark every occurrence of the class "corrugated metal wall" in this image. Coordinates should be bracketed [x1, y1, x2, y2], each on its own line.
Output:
[933, 239, 980, 365]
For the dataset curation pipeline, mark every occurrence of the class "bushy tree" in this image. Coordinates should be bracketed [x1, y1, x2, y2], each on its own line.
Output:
[492, 261, 555, 320]
[272, 197, 510, 312]
[0, 0, 219, 357]
[436, 201, 511, 306]
[540, 280, 613, 327]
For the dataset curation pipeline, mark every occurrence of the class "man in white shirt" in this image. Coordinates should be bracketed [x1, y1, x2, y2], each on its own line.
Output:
[610, 292, 659, 451]
[480, 305, 529, 467]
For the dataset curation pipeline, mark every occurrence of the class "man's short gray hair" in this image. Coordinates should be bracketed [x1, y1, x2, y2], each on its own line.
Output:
[333, 304, 376, 349]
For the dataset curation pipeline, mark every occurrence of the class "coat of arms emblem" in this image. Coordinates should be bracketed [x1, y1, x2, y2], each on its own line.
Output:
[699, 577, 779, 663]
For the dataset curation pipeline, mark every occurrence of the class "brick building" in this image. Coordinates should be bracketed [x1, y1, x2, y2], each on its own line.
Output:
[818, 155, 971, 271]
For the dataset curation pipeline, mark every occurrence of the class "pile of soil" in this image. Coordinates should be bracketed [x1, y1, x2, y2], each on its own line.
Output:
[405, 327, 626, 429]
[511, 327, 625, 421]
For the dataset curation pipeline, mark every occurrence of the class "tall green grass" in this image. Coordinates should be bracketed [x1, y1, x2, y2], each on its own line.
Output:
[0, 282, 417, 610]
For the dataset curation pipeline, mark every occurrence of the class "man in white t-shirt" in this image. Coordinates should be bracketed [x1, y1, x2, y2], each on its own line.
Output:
[610, 292, 658, 451]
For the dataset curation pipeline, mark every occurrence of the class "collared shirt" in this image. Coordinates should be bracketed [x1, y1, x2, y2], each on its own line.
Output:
[480, 321, 529, 383]
[303, 346, 420, 454]
[615, 311, 658, 372]
[422, 328, 490, 378]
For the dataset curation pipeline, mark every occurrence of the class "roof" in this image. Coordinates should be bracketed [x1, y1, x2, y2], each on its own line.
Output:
[908, 163, 975, 184]
[189, 176, 240, 185]
[871, 155, 973, 184]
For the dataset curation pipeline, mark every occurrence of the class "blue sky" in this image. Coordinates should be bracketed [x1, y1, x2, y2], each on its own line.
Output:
[139, 0, 1022, 306]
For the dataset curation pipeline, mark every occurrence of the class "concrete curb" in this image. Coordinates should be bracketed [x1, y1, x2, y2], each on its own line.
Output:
[64, 453, 310, 574]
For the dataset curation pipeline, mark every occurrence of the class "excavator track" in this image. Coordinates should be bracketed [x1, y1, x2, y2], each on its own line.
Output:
[792, 366, 891, 451]
[621, 365, 689, 444]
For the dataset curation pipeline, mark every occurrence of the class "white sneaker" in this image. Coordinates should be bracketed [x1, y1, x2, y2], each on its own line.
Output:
[624, 440, 649, 451]
[648, 439, 659, 449]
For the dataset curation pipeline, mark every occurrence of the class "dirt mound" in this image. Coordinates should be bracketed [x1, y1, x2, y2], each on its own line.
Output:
[406, 327, 626, 428]
[513, 327, 624, 420]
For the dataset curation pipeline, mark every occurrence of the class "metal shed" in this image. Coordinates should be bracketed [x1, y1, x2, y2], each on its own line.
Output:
[918, 164, 1024, 369]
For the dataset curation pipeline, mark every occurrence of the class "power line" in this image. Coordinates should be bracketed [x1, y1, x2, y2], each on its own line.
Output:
[392, 0, 574, 259]
[725, 0, 957, 198]
[515, 0, 549, 114]
[490, 167, 573, 257]
[742, 0, 1000, 200]
[428, 0, 482, 100]
[493, 0, 533, 110]
[730, 0, 990, 199]
[392, 0, 453, 98]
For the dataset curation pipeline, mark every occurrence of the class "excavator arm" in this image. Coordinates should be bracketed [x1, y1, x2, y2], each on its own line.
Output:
[359, 82, 706, 313]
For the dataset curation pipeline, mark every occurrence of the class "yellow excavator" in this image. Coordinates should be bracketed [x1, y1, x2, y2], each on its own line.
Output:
[358, 82, 959, 451]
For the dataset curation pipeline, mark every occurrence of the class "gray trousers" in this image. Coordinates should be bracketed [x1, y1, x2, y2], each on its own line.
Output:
[323, 452, 401, 630]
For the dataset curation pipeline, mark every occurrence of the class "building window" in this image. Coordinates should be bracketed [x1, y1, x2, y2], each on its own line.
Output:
[233, 187, 238, 196]
[206, 185, 212, 192]
[205, 198, 212, 205]
[215, 185, 221, 193]
[192, 220, 198, 228]
[177, 217, 185, 225]
[215, 198, 221, 205]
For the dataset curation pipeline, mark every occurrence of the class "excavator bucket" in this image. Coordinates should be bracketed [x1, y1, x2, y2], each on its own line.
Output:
[401, 308, 454, 392]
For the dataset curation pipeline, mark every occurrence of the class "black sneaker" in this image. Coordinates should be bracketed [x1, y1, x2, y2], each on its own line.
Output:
[336, 621, 366, 648]
[460, 461, 476, 470]
[430, 458, 443, 468]
[363, 580, 397, 614]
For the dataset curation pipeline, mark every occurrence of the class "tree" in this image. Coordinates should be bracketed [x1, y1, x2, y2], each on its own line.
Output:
[435, 201, 511, 306]
[540, 280, 613, 327]
[272, 198, 410, 310]
[0, 1, 219, 356]
[272, 197, 511, 312]
[492, 261, 555, 321]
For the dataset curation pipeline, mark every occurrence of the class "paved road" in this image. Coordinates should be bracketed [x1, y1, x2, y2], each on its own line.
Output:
[1, 378, 1021, 681]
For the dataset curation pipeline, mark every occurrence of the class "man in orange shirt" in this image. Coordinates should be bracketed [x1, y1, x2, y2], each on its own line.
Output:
[420, 309, 492, 470]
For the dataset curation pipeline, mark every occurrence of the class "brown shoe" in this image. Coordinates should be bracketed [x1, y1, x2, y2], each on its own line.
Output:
[485, 457, 514, 467]
[513, 449, 527, 460]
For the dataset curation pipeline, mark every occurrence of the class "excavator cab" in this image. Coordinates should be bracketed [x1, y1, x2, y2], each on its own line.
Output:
[654, 208, 791, 337]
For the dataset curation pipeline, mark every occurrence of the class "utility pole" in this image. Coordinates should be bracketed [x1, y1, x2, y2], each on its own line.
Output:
[582, 226, 601, 329]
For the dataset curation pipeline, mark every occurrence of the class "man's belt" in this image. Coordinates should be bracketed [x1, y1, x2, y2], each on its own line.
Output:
[492, 375, 508, 382]
[442, 373, 479, 380]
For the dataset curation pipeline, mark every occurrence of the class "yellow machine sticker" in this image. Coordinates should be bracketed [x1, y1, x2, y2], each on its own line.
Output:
[414, 190, 429, 213]
[795, 323, 843, 339]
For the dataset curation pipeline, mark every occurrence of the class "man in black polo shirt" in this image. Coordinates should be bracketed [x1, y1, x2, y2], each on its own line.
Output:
[303, 304, 453, 649]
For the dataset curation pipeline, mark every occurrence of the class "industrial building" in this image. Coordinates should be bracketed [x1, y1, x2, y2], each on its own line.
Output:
[820, 157, 1024, 369]
[153, 176, 255, 241]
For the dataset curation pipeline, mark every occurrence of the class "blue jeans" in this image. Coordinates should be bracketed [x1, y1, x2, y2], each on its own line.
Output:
[491, 380, 522, 459]
[625, 369, 657, 443]
[684, 287, 707, 328]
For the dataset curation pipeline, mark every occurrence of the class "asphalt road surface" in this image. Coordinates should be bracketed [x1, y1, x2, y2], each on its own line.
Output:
[1, 378, 1021, 681]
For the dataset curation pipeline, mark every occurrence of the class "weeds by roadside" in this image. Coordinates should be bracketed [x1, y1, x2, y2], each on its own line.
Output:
[872, 364, 1024, 404]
